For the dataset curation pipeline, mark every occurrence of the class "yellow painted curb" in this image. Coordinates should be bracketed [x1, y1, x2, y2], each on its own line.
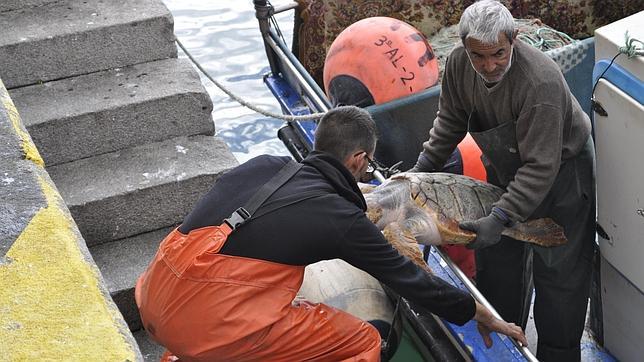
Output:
[0, 81, 136, 360]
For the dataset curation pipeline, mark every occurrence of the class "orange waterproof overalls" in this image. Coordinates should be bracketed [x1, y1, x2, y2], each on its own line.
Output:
[135, 223, 381, 361]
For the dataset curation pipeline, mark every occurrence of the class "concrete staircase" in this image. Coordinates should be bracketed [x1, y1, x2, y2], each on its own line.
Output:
[1, 0, 238, 358]
[0, 0, 176, 89]
[10, 58, 215, 166]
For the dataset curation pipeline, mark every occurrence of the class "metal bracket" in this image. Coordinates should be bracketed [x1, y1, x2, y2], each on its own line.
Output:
[368, 159, 403, 182]
[591, 98, 608, 117]
[253, 0, 274, 20]
[596, 222, 611, 243]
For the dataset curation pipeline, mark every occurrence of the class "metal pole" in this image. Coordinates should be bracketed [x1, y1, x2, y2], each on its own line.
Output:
[264, 36, 329, 113]
[272, 1, 298, 14]
[373, 170, 386, 183]
[253, 0, 280, 76]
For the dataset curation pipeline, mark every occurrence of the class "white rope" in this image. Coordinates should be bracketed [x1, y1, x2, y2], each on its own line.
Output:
[176, 38, 327, 122]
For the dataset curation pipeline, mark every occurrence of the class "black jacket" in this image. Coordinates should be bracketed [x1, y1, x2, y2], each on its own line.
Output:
[179, 152, 476, 325]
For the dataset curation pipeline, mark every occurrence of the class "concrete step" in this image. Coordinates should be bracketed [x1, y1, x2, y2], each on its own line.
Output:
[133, 329, 165, 361]
[48, 135, 238, 246]
[0, 0, 176, 88]
[91, 227, 172, 331]
[10, 58, 214, 166]
[0, 1, 58, 13]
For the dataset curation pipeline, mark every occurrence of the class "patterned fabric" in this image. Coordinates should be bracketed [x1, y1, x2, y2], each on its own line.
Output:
[546, 39, 592, 74]
[294, 0, 642, 87]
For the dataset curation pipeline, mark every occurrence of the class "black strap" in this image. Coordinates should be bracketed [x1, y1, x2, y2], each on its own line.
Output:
[252, 190, 326, 221]
[224, 160, 302, 230]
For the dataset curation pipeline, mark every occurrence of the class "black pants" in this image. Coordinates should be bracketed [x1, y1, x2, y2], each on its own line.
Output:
[476, 137, 596, 362]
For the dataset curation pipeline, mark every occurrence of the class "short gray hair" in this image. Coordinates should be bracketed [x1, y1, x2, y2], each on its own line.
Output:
[459, 0, 515, 45]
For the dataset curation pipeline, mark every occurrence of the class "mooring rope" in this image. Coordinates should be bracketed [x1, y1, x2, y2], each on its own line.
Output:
[175, 38, 326, 122]
[619, 31, 644, 58]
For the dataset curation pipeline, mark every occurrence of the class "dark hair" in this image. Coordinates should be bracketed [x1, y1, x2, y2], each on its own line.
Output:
[314, 106, 377, 161]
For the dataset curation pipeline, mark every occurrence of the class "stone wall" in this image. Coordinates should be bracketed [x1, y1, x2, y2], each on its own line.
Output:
[0, 79, 141, 361]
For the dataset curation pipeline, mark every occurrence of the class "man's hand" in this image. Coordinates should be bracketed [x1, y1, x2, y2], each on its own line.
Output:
[408, 151, 436, 173]
[473, 301, 527, 348]
[460, 207, 511, 249]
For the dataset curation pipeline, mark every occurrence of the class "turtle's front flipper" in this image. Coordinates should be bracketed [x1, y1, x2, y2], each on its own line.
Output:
[401, 204, 443, 246]
[382, 222, 432, 273]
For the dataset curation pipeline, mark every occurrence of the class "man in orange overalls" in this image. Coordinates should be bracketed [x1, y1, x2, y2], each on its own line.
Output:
[136, 106, 526, 361]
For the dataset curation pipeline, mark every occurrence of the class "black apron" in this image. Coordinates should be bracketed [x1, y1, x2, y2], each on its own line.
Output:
[467, 111, 534, 329]
[467, 109, 596, 361]
[467, 110, 589, 268]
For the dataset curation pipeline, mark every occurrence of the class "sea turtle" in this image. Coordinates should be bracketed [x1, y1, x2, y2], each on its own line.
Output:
[362, 172, 567, 271]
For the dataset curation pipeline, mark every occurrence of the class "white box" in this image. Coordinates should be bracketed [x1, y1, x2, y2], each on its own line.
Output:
[594, 11, 644, 80]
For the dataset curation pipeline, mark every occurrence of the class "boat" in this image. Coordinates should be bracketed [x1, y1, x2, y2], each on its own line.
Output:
[252, 1, 643, 360]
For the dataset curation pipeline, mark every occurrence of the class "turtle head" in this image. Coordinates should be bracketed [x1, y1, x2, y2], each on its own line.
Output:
[364, 177, 412, 228]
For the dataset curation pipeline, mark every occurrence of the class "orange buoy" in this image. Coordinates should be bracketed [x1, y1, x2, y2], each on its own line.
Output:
[457, 133, 487, 182]
[324, 17, 439, 106]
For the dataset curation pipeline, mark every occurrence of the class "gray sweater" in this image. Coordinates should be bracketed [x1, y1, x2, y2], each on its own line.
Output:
[421, 40, 591, 221]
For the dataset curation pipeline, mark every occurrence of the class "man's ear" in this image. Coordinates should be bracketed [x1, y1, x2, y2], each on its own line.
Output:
[344, 152, 366, 179]
[512, 29, 518, 42]
[344, 152, 361, 173]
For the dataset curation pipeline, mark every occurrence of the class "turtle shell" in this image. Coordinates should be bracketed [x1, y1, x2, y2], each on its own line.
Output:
[364, 172, 567, 247]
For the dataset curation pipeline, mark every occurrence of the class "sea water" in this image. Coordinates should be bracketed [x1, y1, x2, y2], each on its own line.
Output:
[162, 0, 293, 163]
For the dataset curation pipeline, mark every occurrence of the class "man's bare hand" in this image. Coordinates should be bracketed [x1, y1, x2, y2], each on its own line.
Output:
[473, 301, 527, 348]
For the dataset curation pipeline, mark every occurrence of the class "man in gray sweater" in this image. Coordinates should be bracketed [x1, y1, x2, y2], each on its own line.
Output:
[410, 1, 596, 360]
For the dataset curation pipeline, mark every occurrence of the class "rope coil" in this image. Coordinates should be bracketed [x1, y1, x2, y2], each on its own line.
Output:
[517, 26, 576, 51]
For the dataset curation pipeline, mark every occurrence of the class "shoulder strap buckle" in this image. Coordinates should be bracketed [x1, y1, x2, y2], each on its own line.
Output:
[221, 160, 302, 234]
[223, 207, 251, 231]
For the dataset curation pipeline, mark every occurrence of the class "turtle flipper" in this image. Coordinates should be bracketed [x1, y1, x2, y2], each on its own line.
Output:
[401, 203, 443, 246]
[382, 222, 432, 273]
[505, 218, 568, 247]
